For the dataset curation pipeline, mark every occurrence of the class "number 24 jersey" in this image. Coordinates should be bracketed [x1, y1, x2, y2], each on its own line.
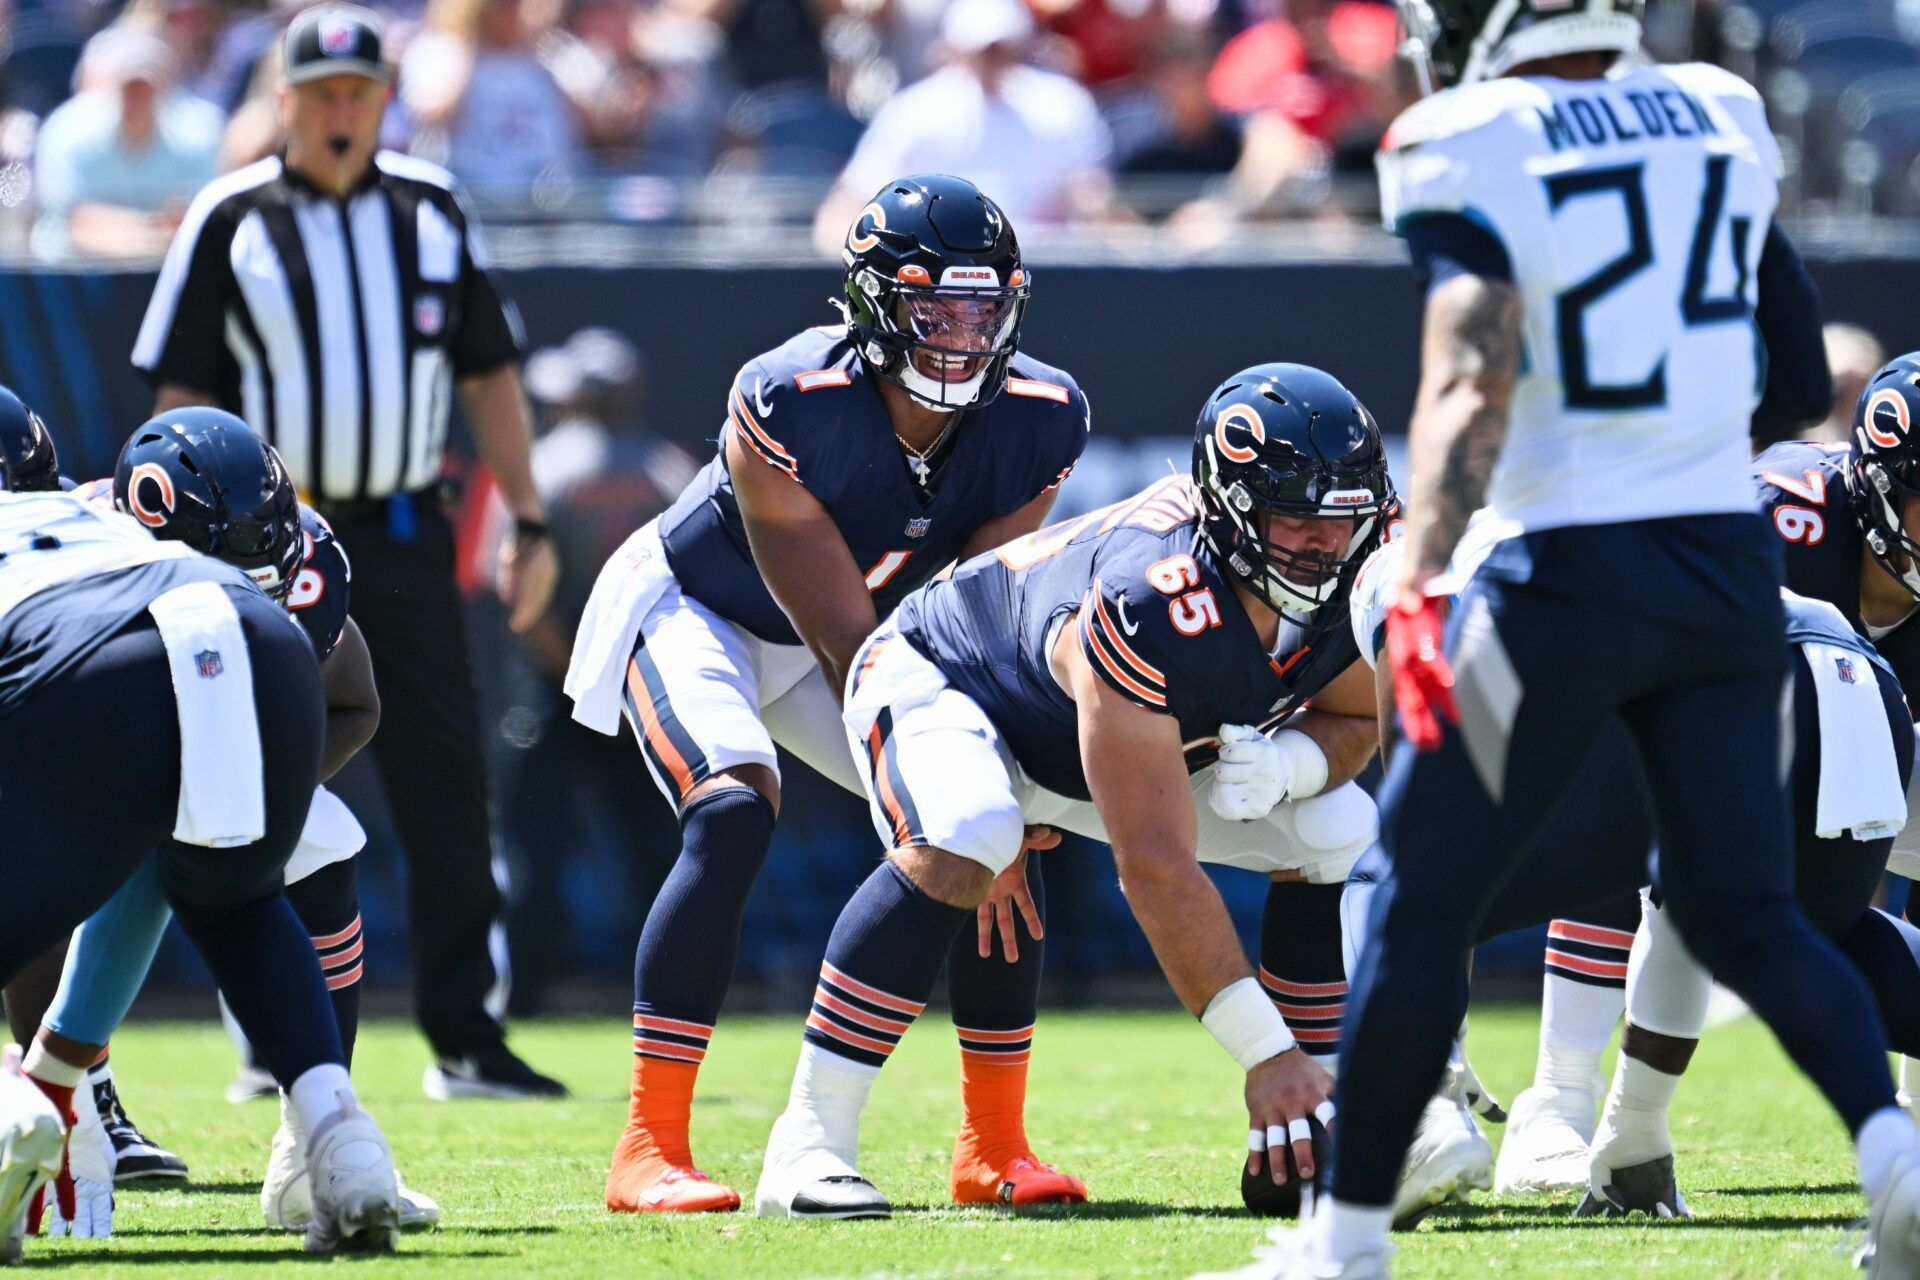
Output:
[1377, 61, 1782, 532]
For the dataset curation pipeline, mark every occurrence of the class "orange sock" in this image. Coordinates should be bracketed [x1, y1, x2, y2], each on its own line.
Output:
[607, 1055, 737, 1212]
[951, 1052, 1033, 1199]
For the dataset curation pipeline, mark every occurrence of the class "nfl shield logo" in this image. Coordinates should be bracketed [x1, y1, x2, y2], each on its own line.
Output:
[318, 16, 359, 55]
[1837, 656, 1859, 685]
[414, 295, 445, 337]
[905, 516, 932, 539]
[195, 650, 224, 679]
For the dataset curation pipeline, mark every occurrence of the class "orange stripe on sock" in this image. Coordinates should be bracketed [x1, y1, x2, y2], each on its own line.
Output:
[632, 1014, 713, 1040]
[807, 1012, 895, 1058]
[633, 1041, 706, 1064]
[319, 937, 365, 971]
[813, 990, 911, 1036]
[821, 962, 925, 1015]
[1274, 1001, 1345, 1020]
[953, 1025, 1034, 1043]
[310, 914, 363, 949]
[324, 962, 364, 990]
[1548, 920, 1636, 948]
[1258, 969, 1348, 998]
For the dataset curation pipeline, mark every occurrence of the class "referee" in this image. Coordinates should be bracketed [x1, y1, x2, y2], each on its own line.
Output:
[131, 5, 565, 1099]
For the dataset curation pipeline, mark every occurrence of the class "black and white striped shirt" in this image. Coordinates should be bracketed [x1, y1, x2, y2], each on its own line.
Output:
[132, 151, 522, 503]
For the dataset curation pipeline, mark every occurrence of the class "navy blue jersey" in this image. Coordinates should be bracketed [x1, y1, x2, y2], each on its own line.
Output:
[659, 327, 1089, 645]
[893, 477, 1361, 800]
[287, 505, 351, 663]
[1754, 440, 1920, 702]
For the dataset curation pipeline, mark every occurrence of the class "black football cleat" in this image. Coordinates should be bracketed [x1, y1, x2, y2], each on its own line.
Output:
[93, 1068, 189, 1184]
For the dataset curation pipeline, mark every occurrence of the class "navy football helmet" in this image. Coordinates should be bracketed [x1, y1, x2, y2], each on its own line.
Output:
[113, 408, 304, 600]
[1850, 352, 1920, 600]
[0, 386, 62, 492]
[1192, 363, 1395, 617]
[1397, 0, 1644, 89]
[840, 174, 1029, 412]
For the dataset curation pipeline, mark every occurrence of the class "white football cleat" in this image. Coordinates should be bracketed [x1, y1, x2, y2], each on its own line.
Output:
[301, 1099, 399, 1254]
[1190, 1225, 1392, 1280]
[1492, 1084, 1596, 1194]
[1393, 1089, 1492, 1229]
[754, 1108, 889, 1220]
[0, 1048, 64, 1266]
[1865, 1145, 1920, 1280]
[46, 1084, 114, 1239]
[268, 1094, 435, 1236]
[262, 1097, 309, 1231]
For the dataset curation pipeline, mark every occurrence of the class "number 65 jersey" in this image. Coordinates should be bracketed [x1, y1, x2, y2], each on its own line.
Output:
[1377, 61, 1782, 532]
[890, 476, 1360, 801]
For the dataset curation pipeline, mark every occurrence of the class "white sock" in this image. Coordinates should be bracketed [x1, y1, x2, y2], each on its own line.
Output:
[20, 1042, 85, 1089]
[1858, 1106, 1917, 1203]
[1534, 1035, 1605, 1095]
[1594, 1046, 1681, 1168]
[1540, 975, 1622, 1078]
[1313, 1197, 1392, 1266]
[287, 1064, 357, 1140]
[1625, 900, 1712, 1041]
[783, 1043, 879, 1164]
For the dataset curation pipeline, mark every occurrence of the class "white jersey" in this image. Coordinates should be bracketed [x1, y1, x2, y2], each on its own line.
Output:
[1377, 62, 1783, 532]
[0, 491, 198, 624]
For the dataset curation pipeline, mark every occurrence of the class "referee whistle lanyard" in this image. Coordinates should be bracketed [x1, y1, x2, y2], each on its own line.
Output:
[388, 492, 417, 545]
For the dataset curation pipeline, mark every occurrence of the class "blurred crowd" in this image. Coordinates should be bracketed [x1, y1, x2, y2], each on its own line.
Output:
[2, 0, 1920, 256]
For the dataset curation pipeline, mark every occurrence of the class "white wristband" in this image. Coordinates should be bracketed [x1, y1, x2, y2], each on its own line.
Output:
[1272, 728, 1328, 801]
[1201, 976, 1297, 1070]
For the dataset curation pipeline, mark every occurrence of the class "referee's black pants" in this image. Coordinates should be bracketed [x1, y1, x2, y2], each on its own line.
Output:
[325, 496, 507, 1060]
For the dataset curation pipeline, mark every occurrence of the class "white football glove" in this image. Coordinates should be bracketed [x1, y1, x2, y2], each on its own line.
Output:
[1208, 724, 1290, 822]
[47, 1092, 113, 1239]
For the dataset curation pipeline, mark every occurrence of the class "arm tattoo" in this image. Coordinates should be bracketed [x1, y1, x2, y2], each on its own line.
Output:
[1403, 276, 1523, 584]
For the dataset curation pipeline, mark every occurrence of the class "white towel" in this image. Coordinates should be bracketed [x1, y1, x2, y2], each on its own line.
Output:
[148, 582, 266, 847]
[564, 522, 675, 735]
[283, 785, 368, 885]
[1804, 640, 1907, 842]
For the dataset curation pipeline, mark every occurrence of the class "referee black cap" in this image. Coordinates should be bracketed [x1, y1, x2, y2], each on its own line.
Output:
[284, 5, 390, 85]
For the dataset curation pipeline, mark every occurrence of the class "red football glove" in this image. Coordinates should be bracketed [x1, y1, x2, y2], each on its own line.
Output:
[1385, 591, 1458, 753]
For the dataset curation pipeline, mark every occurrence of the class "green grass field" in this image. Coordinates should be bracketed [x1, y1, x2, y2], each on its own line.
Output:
[19, 1009, 1875, 1278]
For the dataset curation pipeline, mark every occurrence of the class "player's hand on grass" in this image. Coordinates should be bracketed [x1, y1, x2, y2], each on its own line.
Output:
[47, 1094, 115, 1238]
[1385, 591, 1457, 753]
[976, 830, 1056, 961]
[1209, 724, 1289, 822]
[1244, 1048, 1335, 1185]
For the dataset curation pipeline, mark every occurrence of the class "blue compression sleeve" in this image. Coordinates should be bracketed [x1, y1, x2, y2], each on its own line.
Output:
[44, 856, 175, 1045]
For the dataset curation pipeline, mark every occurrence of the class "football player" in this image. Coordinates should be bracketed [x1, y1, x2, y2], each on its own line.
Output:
[565, 174, 1093, 1214]
[753, 363, 1393, 1218]
[0, 465, 400, 1261]
[0, 387, 192, 1192]
[1269, 2, 1920, 1276]
[1575, 356, 1920, 1219]
[1321, 514, 1920, 1233]
[15, 409, 441, 1237]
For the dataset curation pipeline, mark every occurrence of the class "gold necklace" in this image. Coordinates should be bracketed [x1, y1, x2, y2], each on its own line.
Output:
[895, 415, 958, 486]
